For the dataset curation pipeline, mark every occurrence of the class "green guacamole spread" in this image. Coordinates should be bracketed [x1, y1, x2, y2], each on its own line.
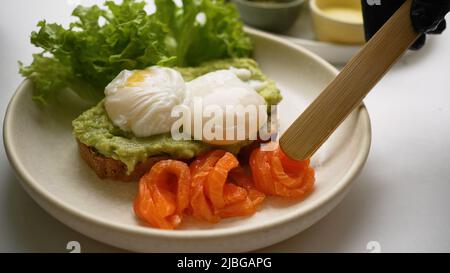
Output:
[73, 58, 282, 172]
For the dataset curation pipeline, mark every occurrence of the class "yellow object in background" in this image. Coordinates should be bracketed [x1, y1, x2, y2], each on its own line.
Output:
[322, 7, 363, 24]
[310, 0, 365, 44]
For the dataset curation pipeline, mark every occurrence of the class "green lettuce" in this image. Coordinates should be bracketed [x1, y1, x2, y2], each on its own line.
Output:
[19, 0, 252, 105]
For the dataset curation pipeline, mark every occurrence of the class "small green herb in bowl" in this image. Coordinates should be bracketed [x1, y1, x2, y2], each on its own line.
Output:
[232, 0, 305, 33]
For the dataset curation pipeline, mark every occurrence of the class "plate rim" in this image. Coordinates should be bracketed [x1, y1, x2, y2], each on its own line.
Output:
[280, 34, 362, 50]
[3, 27, 372, 240]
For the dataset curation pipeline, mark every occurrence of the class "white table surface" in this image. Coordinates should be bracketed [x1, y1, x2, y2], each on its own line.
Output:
[0, 0, 449, 253]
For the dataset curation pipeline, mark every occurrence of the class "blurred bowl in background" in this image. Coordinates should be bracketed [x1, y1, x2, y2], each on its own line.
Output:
[232, 0, 306, 33]
[310, 0, 365, 44]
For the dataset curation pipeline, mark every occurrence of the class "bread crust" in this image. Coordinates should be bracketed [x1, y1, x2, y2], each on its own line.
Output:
[77, 140, 169, 182]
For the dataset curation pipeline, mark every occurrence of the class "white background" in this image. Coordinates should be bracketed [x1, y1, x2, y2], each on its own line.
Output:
[0, 0, 449, 252]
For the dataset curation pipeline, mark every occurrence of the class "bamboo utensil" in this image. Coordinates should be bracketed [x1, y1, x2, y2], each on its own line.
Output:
[280, 0, 420, 160]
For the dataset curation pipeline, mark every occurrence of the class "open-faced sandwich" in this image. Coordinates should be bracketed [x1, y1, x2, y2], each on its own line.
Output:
[21, 0, 315, 230]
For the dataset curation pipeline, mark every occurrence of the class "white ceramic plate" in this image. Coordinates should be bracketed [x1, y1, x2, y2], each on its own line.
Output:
[3, 28, 371, 252]
[275, 4, 361, 65]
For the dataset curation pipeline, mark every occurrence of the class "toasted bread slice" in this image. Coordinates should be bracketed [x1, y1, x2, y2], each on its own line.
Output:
[77, 140, 170, 182]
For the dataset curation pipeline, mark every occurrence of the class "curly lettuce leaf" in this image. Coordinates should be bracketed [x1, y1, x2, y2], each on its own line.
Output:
[20, 0, 251, 105]
[154, 0, 252, 66]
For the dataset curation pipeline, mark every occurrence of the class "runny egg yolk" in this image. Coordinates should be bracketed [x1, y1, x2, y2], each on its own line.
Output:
[125, 70, 153, 87]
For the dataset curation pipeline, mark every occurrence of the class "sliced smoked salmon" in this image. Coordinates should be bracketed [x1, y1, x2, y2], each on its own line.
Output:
[134, 160, 191, 229]
[133, 145, 314, 230]
[249, 144, 315, 198]
[189, 151, 264, 223]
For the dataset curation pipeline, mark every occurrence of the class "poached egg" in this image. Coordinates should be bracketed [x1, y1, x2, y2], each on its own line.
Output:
[185, 69, 267, 145]
[104, 66, 186, 138]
